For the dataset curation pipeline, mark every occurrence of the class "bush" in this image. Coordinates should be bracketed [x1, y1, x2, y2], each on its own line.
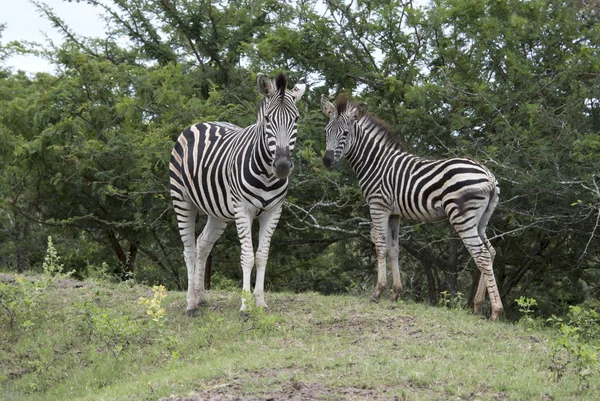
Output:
[548, 305, 600, 389]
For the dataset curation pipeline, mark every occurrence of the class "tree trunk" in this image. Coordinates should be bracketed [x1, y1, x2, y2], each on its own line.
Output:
[126, 241, 139, 276]
[444, 230, 459, 295]
[401, 241, 440, 305]
[16, 221, 30, 273]
[107, 230, 138, 280]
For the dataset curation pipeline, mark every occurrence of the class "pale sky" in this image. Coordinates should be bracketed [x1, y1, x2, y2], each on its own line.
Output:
[1, 0, 106, 74]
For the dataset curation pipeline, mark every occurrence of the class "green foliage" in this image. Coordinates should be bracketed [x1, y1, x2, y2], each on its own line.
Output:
[0, 0, 599, 319]
[0, 276, 45, 330]
[240, 290, 283, 334]
[515, 296, 539, 328]
[88, 304, 141, 366]
[439, 291, 465, 310]
[42, 236, 74, 278]
[548, 305, 600, 389]
[138, 284, 167, 328]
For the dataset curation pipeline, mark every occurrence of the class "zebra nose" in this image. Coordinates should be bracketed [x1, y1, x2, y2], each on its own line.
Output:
[274, 147, 293, 178]
[322, 150, 335, 170]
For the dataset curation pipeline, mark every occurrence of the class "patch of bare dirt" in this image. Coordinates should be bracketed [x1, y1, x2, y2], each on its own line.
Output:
[158, 379, 394, 401]
[0, 273, 89, 290]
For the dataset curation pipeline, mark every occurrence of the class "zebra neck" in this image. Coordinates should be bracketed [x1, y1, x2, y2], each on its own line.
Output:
[248, 124, 275, 177]
[344, 122, 407, 181]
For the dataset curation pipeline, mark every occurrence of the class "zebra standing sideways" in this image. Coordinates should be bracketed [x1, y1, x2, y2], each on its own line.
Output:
[321, 95, 503, 321]
[170, 73, 306, 316]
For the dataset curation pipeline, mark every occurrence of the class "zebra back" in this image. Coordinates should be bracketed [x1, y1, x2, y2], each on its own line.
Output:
[322, 96, 498, 223]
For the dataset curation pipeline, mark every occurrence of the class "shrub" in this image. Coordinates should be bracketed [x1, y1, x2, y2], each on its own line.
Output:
[0, 276, 45, 330]
[548, 305, 600, 389]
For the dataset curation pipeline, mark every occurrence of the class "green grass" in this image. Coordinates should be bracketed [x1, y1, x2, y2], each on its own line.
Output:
[0, 274, 597, 401]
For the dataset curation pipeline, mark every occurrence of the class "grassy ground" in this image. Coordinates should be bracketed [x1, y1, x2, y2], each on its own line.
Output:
[0, 274, 596, 401]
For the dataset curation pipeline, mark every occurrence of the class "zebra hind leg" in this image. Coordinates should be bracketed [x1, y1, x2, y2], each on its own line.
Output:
[387, 216, 403, 302]
[172, 197, 200, 316]
[455, 224, 503, 320]
[474, 186, 501, 318]
[191, 216, 228, 314]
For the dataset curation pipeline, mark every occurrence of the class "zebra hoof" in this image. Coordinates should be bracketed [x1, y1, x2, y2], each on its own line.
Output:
[369, 295, 379, 303]
[239, 311, 250, 321]
[185, 308, 198, 317]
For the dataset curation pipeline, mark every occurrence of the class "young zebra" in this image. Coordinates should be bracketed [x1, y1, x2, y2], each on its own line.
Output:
[170, 73, 306, 316]
[321, 95, 503, 320]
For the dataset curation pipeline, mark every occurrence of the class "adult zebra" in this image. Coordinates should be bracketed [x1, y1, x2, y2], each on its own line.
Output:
[170, 73, 306, 316]
[321, 95, 503, 320]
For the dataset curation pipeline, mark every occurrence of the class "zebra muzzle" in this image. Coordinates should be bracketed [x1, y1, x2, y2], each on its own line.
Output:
[322, 150, 336, 170]
[273, 147, 293, 178]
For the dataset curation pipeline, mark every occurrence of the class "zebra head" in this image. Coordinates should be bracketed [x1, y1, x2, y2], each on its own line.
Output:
[257, 73, 306, 179]
[321, 94, 368, 170]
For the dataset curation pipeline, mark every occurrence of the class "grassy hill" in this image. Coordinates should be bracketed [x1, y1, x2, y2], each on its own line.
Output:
[0, 274, 597, 401]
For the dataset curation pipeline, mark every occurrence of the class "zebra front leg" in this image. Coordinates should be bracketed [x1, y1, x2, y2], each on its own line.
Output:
[370, 210, 390, 303]
[254, 205, 283, 308]
[234, 209, 255, 312]
[387, 216, 403, 302]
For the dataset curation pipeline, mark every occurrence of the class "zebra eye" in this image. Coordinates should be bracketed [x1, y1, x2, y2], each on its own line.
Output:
[294, 116, 299, 123]
[265, 115, 271, 123]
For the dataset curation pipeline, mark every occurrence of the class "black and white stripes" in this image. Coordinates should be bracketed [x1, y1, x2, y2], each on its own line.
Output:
[170, 73, 305, 315]
[321, 95, 503, 320]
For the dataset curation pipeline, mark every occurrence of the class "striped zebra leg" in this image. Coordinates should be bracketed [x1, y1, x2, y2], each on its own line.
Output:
[474, 185, 500, 316]
[234, 208, 255, 312]
[461, 233, 503, 321]
[254, 205, 284, 308]
[450, 207, 503, 320]
[388, 216, 403, 302]
[171, 196, 201, 316]
[191, 216, 228, 311]
[370, 208, 390, 303]
[473, 272, 487, 316]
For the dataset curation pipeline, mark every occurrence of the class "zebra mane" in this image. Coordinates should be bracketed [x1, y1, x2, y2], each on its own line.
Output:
[335, 93, 349, 115]
[335, 95, 408, 152]
[275, 73, 287, 99]
[363, 113, 409, 152]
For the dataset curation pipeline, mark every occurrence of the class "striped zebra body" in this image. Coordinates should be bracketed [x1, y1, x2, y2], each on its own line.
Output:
[170, 74, 305, 315]
[171, 122, 289, 221]
[321, 95, 503, 320]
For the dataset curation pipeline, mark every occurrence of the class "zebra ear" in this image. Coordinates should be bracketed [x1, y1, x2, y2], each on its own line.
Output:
[354, 103, 368, 120]
[292, 79, 306, 101]
[257, 73, 275, 98]
[321, 94, 336, 117]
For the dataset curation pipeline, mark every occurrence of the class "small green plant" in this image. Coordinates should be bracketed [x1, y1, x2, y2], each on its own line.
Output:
[138, 285, 167, 328]
[548, 305, 600, 389]
[89, 306, 141, 366]
[515, 296, 538, 327]
[138, 285, 182, 359]
[42, 236, 74, 278]
[439, 291, 464, 310]
[240, 290, 282, 334]
[0, 276, 45, 330]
